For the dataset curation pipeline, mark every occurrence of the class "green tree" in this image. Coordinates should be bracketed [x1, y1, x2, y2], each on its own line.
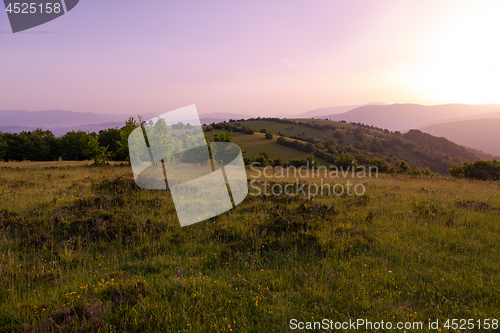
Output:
[265, 131, 273, 139]
[58, 131, 90, 161]
[213, 131, 233, 142]
[259, 150, 271, 160]
[371, 157, 389, 172]
[305, 142, 316, 153]
[98, 128, 122, 160]
[115, 116, 139, 162]
[1, 133, 22, 161]
[334, 152, 358, 170]
[306, 153, 319, 167]
[353, 128, 364, 141]
[85, 135, 110, 166]
[449, 159, 500, 180]
[448, 164, 464, 178]
[272, 157, 283, 167]
[19, 130, 49, 161]
[398, 160, 410, 173]
[0, 133, 7, 161]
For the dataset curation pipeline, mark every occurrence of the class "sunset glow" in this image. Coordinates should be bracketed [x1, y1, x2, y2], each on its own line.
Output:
[407, 1, 500, 104]
[1, 1, 499, 115]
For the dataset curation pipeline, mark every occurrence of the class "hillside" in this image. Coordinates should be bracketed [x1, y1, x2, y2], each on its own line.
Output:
[421, 111, 500, 127]
[199, 112, 252, 125]
[421, 118, 500, 156]
[322, 103, 500, 131]
[206, 117, 494, 175]
[205, 131, 331, 166]
[291, 102, 386, 118]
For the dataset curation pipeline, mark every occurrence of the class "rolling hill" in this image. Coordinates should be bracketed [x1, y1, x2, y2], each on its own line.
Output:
[199, 112, 252, 125]
[421, 118, 500, 156]
[421, 111, 500, 127]
[205, 131, 331, 166]
[322, 103, 500, 131]
[206, 117, 496, 175]
[291, 102, 386, 118]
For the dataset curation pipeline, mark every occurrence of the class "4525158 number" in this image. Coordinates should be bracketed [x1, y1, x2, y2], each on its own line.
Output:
[5, 2, 62, 14]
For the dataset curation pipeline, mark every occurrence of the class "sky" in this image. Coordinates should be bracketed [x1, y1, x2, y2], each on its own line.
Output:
[1, 0, 500, 116]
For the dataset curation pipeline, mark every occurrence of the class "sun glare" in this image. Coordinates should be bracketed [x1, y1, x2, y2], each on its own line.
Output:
[407, 1, 500, 104]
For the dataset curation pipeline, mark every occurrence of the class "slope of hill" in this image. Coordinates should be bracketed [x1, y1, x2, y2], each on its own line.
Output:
[324, 104, 500, 131]
[207, 118, 491, 175]
[205, 131, 330, 166]
[421, 111, 500, 127]
[420, 118, 500, 157]
[199, 112, 252, 125]
[402, 130, 479, 161]
[292, 102, 386, 118]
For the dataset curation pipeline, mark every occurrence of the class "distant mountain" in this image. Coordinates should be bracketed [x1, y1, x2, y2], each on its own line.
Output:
[294, 102, 386, 118]
[402, 129, 496, 161]
[0, 109, 156, 127]
[0, 125, 39, 134]
[420, 118, 500, 157]
[420, 111, 500, 127]
[323, 104, 500, 132]
[0, 122, 125, 137]
[0, 109, 159, 136]
[0, 109, 256, 136]
[199, 112, 252, 125]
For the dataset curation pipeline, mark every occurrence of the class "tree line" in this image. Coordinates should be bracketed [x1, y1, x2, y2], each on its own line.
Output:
[0, 117, 138, 163]
[449, 159, 500, 180]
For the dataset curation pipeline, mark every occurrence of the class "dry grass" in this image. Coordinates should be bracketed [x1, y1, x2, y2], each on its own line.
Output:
[1, 163, 499, 331]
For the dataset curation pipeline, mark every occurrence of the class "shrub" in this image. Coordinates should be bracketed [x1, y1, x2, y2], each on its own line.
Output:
[397, 160, 409, 173]
[449, 159, 500, 180]
[334, 152, 358, 170]
[371, 158, 389, 173]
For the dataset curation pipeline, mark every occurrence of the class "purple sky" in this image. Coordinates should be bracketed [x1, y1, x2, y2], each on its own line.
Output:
[1, 0, 499, 116]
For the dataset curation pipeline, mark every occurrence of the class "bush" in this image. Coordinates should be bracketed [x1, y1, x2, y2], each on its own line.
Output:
[397, 160, 409, 173]
[334, 152, 358, 170]
[213, 131, 232, 142]
[449, 159, 500, 180]
[371, 158, 389, 173]
[265, 131, 273, 139]
[85, 135, 110, 166]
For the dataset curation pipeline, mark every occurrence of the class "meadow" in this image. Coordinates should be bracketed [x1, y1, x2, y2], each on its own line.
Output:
[1, 162, 500, 332]
[204, 131, 330, 166]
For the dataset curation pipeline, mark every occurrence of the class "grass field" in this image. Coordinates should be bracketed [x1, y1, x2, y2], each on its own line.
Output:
[208, 119, 465, 173]
[1, 162, 500, 332]
[237, 120, 361, 141]
[205, 131, 330, 166]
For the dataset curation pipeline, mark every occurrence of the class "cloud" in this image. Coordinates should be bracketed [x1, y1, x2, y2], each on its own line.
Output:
[280, 58, 298, 68]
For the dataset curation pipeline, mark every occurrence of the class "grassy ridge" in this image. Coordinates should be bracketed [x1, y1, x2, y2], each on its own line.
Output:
[0, 163, 500, 331]
[211, 119, 491, 174]
[205, 131, 330, 166]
